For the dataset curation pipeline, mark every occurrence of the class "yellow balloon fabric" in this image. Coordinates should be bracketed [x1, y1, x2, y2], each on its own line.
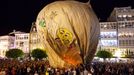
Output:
[36, 1, 100, 68]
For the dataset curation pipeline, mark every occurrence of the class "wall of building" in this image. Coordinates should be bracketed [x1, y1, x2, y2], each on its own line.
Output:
[99, 7, 134, 57]
[15, 33, 29, 53]
[0, 36, 15, 57]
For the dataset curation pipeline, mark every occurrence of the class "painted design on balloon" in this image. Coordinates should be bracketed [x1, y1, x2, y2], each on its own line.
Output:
[50, 11, 57, 20]
[46, 29, 81, 65]
[57, 28, 73, 46]
[39, 18, 46, 27]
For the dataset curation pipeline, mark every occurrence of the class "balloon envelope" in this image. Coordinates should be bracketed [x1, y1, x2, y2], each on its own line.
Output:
[36, 1, 100, 68]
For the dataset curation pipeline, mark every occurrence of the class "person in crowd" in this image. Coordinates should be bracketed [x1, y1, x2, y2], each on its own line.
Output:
[0, 59, 134, 75]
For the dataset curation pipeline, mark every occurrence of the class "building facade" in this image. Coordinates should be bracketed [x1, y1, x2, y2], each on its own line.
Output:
[14, 32, 29, 54]
[29, 22, 41, 53]
[108, 7, 134, 21]
[99, 7, 134, 57]
[0, 25, 40, 57]
[0, 35, 15, 57]
[99, 22, 118, 54]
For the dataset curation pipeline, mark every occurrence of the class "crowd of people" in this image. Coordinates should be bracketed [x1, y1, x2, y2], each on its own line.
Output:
[0, 59, 134, 75]
[92, 62, 134, 75]
[0, 59, 50, 75]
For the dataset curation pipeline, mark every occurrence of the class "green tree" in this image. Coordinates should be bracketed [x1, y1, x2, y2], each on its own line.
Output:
[6, 48, 24, 59]
[31, 48, 48, 60]
[96, 50, 113, 61]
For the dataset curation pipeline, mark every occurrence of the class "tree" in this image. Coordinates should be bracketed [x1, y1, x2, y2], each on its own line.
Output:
[6, 48, 24, 59]
[31, 48, 48, 60]
[96, 50, 113, 61]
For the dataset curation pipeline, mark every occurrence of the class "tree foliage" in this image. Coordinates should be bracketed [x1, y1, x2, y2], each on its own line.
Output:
[31, 48, 48, 60]
[6, 48, 24, 59]
[96, 50, 113, 59]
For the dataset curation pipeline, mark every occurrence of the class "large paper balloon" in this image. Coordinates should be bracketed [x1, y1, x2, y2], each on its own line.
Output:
[36, 1, 100, 68]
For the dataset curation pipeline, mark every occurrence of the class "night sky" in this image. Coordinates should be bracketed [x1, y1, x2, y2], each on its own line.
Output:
[1, 0, 134, 35]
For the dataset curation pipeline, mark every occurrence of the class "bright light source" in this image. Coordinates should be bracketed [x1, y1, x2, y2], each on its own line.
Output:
[123, 15, 127, 17]
[114, 50, 122, 58]
[128, 15, 132, 17]
[118, 15, 122, 17]
[104, 25, 107, 27]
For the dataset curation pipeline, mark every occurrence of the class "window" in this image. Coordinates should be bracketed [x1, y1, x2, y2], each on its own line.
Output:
[20, 42, 24, 47]
[126, 40, 128, 46]
[122, 40, 125, 46]
[123, 15, 127, 17]
[16, 36, 18, 40]
[128, 15, 132, 17]
[119, 40, 122, 46]
[133, 40, 134, 46]
[118, 15, 122, 17]
[129, 40, 132, 46]
[16, 42, 18, 45]
[33, 28, 36, 31]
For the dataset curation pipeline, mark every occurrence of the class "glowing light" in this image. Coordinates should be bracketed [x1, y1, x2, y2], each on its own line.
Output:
[118, 15, 122, 17]
[123, 15, 127, 17]
[104, 25, 107, 28]
[114, 50, 122, 58]
[128, 15, 132, 17]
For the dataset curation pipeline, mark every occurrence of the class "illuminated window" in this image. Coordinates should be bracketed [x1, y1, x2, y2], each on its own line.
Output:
[118, 15, 122, 17]
[101, 40, 117, 46]
[104, 25, 107, 28]
[123, 15, 127, 17]
[128, 15, 132, 17]
[33, 28, 36, 31]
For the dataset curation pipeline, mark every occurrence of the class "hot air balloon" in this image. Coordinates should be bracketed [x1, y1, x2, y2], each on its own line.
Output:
[36, 0, 100, 68]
